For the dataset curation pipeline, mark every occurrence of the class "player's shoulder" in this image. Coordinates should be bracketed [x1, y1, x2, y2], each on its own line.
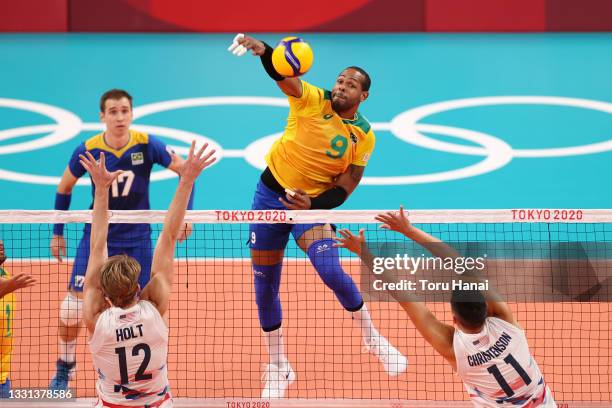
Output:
[345, 111, 373, 136]
[299, 80, 329, 103]
[83, 133, 104, 151]
[301, 80, 325, 95]
[486, 316, 523, 333]
[129, 129, 150, 145]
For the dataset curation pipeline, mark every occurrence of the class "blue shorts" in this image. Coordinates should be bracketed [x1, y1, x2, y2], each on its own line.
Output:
[249, 180, 325, 250]
[69, 237, 152, 292]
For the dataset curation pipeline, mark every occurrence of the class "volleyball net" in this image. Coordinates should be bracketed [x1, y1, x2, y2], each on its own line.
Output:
[0, 209, 610, 406]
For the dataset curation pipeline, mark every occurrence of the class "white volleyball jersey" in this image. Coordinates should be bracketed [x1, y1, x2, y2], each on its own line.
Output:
[89, 300, 170, 406]
[453, 317, 556, 407]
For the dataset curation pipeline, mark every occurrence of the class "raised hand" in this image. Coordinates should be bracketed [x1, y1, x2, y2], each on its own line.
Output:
[79, 151, 123, 189]
[1, 273, 37, 292]
[333, 228, 366, 256]
[179, 141, 216, 184]
[375, 205, 413, 236]
[50, 235, 67, 262]
[228, 33, 266, 57]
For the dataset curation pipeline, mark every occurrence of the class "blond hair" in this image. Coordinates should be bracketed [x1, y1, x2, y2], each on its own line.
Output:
[100, 254, 141, 308]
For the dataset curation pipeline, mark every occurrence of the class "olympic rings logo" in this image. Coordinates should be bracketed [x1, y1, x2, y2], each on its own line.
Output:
[1, 95, 611, 186]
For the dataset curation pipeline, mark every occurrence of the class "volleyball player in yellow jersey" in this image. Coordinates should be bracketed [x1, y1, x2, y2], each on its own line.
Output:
[230, 34, 407, 398]
[0, 240, 37, 398]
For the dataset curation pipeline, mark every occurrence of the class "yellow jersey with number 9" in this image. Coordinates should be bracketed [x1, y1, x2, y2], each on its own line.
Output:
[265, 80, 376, 196]
[0, 267, 15, 383]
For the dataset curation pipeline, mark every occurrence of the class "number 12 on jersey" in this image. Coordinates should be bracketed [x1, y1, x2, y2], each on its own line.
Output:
[115, 343, 152, 388]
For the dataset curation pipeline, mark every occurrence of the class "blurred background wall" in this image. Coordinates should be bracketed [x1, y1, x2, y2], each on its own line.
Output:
[2, 0, 612, 33]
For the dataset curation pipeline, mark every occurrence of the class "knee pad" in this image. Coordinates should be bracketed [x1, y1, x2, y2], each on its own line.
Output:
[253, 263, 283, 331]
[307, 238, 363, 311]
[60, 293, 83, 326]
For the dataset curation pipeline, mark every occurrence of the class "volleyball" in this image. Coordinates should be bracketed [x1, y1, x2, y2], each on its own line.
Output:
[272, 37, 314, 78]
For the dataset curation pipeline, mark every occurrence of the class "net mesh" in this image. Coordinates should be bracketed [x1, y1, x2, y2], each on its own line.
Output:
[0, 209, 610, 404]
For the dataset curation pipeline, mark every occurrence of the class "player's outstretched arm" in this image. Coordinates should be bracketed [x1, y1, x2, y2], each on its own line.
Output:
[378, 206, 518, 328]
[51, 167, 80, 262]
[164, 152, 194, 243]
[142, 142, 216, 318]
[80, 152, 123, 333]
[228, 33, 302, 98]
[333, 228, 457, 368]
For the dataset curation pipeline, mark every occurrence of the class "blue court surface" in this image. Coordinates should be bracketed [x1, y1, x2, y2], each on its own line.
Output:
[0, 33, 611, 211]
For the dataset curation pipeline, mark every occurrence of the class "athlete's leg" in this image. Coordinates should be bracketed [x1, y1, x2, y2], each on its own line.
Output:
[50, 236, 88, 390]
[294, 224, 408, 376]
[249, 179, 294, 398]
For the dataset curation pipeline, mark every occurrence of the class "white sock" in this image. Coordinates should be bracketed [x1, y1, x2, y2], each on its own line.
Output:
[352, 304, 380, 341]
[59, 339, 77, 364]
[264, 328, 288, 368]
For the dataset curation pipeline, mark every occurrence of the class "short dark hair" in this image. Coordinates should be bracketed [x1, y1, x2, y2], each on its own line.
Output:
[345, 66, 371, 92]
[100, 89, 133, 112]
[451, 289, 487, 329]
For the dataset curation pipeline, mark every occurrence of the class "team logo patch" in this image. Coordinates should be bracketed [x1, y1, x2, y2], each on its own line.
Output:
[350, 133, 357, 144]
[323, 113, 333, 120]
[316, 243, 330, 253]
[166, 145, 175, 155]
[131, 152, 144, 165]
[362, 153, 371, 162]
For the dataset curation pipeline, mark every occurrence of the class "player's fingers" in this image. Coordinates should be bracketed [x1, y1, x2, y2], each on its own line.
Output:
[283, 193, 296, 203]
[234, 45, 248, 56]
[110, 170, 123, 181]
[227, 33, 243, 51]
[79, 160, 91, 172]
[79, 154, 93, 169]
[200, 146, 215, 159]
[195, 142, 208, 160]
[78, 154, 91, 165]
[278, 197, 296, 209]
[202, 157, 217, 168]
[199, 148, 215, 164]
[84, 151, 96, 163]
[359, 228, 366, 238]
[188, 140, 196, 160]
[341, 229, 354, 239]
[374, 215, 391, 224]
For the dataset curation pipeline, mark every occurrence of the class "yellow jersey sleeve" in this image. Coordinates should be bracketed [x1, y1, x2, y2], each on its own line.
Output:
[287, 80, 328, 117]
[352, 128, 376, 167]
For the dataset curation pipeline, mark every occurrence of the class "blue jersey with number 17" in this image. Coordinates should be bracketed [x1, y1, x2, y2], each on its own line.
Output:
[68, 130, 173, 242]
